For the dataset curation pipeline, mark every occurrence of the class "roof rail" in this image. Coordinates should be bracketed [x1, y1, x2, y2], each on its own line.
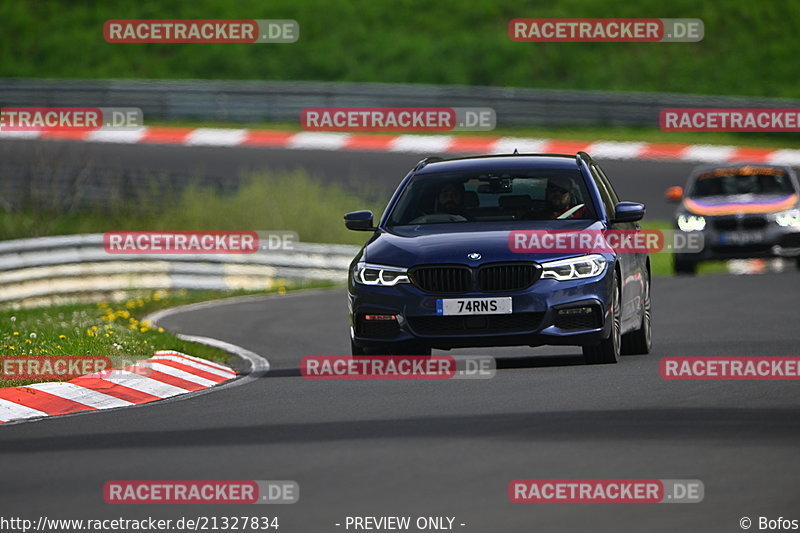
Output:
[576, 151, 592, 164]
[414, 156, 443, 171]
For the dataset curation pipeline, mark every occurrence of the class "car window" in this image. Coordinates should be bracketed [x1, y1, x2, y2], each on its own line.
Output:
[592, 163, 620, 204]
[588, 163, 616, 218]
[688, 168, 796, 197]
[387, 169, 597, 225]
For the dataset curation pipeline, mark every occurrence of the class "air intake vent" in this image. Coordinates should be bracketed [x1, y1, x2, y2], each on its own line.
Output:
[410, 266, 472, 293]
[410, 263, 540, 293]
[477, 264, 540, 292]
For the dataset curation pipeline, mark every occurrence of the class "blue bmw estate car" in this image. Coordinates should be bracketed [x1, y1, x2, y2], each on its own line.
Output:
[344, 152, 651, 364]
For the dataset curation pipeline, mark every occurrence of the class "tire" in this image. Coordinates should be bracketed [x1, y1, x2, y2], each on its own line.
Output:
[673, 255, 697, 275]
[621, 272, 652, 355]
[582, 271, 621, 365]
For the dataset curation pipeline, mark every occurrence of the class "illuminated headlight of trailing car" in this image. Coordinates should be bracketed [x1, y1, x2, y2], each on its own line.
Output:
[353, 262, 410, 286]
[677, 214, 706, 231]
[540, 254, 607, 281]
[772, 208, 800, 227]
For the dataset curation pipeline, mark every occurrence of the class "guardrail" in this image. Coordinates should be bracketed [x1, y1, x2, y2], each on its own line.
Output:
[0, 234, 359, 306]
[2, 78, 800, 128]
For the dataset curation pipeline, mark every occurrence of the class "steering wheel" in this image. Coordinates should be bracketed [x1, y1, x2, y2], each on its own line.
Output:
[557, 203, 585, 220]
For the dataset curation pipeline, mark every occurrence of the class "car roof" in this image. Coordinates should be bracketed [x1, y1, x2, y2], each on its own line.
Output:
[415, 154, 582, 175]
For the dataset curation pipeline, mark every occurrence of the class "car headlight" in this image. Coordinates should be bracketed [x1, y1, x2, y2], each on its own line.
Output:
[677, 214, 706, 231]
[353, 262, 410, 286]
[773, 208, 800, 227]
[540, 254, 608, 281]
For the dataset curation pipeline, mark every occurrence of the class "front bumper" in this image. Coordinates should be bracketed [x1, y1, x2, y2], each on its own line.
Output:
[675, 222, 800, 262]
[349, 272, 614, 351]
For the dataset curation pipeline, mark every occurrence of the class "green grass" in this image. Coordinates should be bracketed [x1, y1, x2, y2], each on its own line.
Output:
[2, 0, 800, 98]
[0, 284, 334, 388]
[0, 170, 385, 245]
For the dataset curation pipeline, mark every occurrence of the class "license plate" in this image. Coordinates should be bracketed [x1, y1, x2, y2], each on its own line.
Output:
[718, 231, 765, 245]
[436, 297, 512, 316]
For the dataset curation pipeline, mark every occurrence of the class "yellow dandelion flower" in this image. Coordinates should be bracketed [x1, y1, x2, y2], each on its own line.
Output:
[12, 332, 19, 336]
[59, 334, 66, 339]
[157, 327, 164, 333]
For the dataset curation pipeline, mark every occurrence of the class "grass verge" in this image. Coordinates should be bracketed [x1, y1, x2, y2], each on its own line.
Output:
[0, 170, 386, 245]
[0, 283, 334, 388]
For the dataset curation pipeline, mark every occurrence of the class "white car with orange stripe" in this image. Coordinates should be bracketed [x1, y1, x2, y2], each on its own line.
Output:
[666, 164, 800, 274]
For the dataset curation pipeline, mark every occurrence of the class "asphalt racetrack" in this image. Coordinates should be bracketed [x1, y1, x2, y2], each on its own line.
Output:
[0, 142, 798, 532]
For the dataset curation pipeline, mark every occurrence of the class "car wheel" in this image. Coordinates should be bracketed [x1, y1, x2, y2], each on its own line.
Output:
[582, 271, 621, 365]
[673, 255, 697, 275]
[621, 272, 652, 355]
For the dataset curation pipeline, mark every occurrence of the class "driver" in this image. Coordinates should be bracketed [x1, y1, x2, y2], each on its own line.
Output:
[436, 181, 466, 215]
[541, 175, 587, 219]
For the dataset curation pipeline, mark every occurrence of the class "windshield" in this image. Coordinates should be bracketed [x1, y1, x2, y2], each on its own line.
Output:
[387, 169, 597, 226]
[688, 167, 796, 197]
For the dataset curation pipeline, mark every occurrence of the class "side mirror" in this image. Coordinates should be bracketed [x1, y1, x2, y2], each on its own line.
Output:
[665, 186, 683, 202]
[613, 202, 645, 223]
[344, 210, 376, 231]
